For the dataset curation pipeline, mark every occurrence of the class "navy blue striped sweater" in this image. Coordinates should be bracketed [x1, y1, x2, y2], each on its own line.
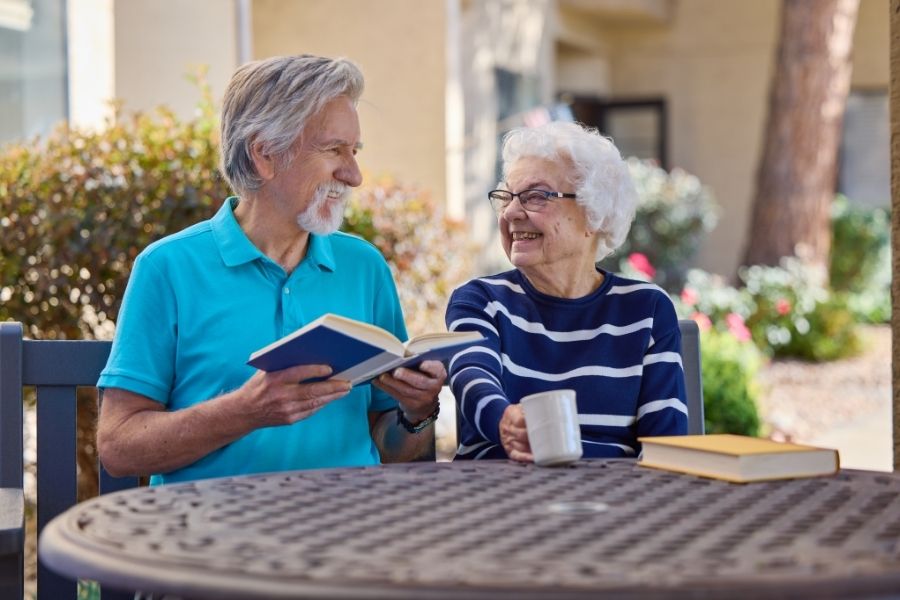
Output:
[445, 269, 688, 460]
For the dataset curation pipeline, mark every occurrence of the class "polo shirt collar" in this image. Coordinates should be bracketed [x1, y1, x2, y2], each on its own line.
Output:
[212, 196, 337, 272]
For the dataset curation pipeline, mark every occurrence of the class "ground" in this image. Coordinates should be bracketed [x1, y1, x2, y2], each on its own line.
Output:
[757, 324, 892, 471]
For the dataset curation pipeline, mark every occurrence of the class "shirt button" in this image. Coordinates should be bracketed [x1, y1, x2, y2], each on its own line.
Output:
[283, 287, 290, 294]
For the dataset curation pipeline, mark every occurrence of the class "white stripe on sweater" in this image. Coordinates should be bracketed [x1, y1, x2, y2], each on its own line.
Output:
[579, 413, 637, 427]
[447, 317, 499, 337]
[637, 398, 688, 419]
[643, 351, 683, 368]
[478, 277, 525, 294]
[484, 301, 653, 342]
[502, 354, 642, 381]
[449, 346, 502, 371]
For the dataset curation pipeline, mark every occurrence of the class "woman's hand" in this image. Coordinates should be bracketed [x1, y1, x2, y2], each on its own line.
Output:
[500, 404, 533, 462]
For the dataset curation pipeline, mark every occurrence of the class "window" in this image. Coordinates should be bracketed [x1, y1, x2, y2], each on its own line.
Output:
[567, 97, 667, 168]
[838, 90, 889, 208]
[0, 0, 67, 145]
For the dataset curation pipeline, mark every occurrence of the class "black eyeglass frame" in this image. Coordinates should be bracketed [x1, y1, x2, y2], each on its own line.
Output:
[487, 189, 577, 213]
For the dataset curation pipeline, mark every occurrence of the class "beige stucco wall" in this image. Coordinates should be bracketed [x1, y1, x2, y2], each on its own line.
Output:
[605, 0, 780, 277]
[252, 0, 447, 204]
[113, 0, 238, 119]
[593, 0, 888, 278]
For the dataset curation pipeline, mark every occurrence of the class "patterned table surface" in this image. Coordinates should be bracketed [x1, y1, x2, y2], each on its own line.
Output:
[39, 459, 900, 599]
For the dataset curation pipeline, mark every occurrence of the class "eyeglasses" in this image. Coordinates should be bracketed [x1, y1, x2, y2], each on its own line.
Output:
[488, 189, 577, 213]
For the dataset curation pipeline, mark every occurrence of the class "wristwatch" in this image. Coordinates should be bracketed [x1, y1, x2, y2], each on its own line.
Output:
[396, 402, 440, 434]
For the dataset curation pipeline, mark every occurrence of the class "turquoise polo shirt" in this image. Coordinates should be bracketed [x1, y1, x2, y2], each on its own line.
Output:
[98, 197, 406, 484]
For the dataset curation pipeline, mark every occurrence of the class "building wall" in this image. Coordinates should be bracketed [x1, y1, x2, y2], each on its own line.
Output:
[595, 0, 888, 278]
[113, 0, 238, 119]
[68, 0, 238, 129]
[606, 0, 780, 277]
[252, 0, 447, 205]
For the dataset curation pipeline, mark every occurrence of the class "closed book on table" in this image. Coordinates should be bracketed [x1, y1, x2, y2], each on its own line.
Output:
[638, 434, 840, 483]
[248, 313, 484, 387]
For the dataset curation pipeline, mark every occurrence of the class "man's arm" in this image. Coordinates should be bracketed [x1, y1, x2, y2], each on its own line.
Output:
[97, 363, 351, 477]
[369, 360, 445, 462]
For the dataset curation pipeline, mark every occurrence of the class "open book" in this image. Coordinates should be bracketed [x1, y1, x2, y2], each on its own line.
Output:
[247, 313, 485, 386]
[638, 434, 840, 483]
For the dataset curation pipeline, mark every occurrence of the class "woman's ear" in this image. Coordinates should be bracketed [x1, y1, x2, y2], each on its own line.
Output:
[249, 140, 276, 181]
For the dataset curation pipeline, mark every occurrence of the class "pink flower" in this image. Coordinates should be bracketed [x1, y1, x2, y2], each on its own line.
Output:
[691, 312, 712, 331]
[680, 287, 699, 307]
[725, 312, 751, 342]
[628, 253, 656, 279]
[775, 298, 792, 316]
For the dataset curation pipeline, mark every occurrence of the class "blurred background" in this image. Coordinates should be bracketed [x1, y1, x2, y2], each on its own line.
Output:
[0, 0, 891, 469]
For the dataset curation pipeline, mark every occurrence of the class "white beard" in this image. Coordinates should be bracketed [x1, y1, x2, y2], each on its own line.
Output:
[296, 183, 349, 234]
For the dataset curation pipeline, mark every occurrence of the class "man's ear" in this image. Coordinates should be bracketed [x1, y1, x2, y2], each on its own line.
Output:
[249, 140, 276, 181]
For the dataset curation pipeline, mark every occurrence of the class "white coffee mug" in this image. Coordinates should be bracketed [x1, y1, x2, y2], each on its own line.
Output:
[520, 389, 582, 467]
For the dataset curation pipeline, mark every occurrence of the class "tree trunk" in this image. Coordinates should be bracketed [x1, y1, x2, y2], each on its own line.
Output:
[890, 0, 899, 471]
[743, 0, 859, 277]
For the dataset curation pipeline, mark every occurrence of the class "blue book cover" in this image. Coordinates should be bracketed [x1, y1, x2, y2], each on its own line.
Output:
[247, 313, 484, 386]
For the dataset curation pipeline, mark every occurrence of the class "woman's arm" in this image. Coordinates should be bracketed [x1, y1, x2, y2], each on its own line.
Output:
[634, 301, 690, 437]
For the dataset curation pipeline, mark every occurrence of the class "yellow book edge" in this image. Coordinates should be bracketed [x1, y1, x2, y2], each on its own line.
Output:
[637, 459, 840, 484]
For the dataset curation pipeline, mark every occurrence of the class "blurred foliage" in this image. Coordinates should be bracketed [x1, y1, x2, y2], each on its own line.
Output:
[676, 256, 860, 362]
[698, 327, 762, 436]
[343, 177, 475, 334]
[0, 70, 227, 340]
[0, 76, 473, 340]
[602, 159, 719, 292]
[740, 257, 860, 361]
[829, 196, 890, 323]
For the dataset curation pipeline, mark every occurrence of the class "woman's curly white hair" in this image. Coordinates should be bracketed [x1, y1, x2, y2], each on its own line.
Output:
[500, 121, 637, 261]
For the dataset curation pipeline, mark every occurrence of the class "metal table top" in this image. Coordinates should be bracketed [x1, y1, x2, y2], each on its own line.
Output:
[39, 460, 900, 599]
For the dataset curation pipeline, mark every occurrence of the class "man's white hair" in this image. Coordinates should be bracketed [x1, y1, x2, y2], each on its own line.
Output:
[500, 121, 638, 261]
[219, 54, 364, 194]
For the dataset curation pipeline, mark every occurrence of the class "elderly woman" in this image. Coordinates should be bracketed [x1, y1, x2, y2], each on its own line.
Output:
[445, 121, 687, 462]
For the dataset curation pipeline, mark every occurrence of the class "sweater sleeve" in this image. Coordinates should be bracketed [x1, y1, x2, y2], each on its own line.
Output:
[444, 286, 510, 446]
[635, 297, 689, 438]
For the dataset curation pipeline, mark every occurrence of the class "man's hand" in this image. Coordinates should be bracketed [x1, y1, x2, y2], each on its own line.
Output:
[373, 360, 446, 422]
[239, 364, 352, 428]
[499, 404, 533, 463]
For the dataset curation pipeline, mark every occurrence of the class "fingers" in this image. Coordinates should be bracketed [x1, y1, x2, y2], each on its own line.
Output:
[507, 448, 534, 463]
[500, 404, 532, 462]
[279, 363, 335, 383]
[246, 366, 352, 427]
[415, 360, 447, 379]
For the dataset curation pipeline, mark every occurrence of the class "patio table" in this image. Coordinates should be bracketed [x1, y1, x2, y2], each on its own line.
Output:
[39, 459, 900, 599]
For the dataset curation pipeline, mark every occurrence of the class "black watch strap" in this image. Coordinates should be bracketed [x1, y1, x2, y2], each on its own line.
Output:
[396, 402, 440, 434]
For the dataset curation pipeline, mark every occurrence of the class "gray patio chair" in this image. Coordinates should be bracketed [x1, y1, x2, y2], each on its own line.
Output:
[0, 321, 138, 600]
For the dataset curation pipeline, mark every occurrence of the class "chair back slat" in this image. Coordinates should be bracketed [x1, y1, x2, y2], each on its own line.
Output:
[0, 323, 140, 599]
[678, 319, 705, 435]
[23, 340, 112, 386]
[34, 385, 80, 600]
[0, 324, 23, 489]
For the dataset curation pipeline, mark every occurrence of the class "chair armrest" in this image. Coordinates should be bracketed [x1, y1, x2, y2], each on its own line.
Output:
[0, 488, 24, 556]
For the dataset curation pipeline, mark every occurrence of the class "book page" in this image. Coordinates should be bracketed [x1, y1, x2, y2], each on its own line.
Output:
[404, 330, 484, 355]
[323, 314, 405, 355]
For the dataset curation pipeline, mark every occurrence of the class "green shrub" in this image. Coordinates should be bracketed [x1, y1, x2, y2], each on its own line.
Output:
[829, 196, 891, 324]
[699, 327, 762, 436]
[830, 195, 889, 292]
[740, 257, 860, 361]
[343, 176, 474, 334]
[602, 159, 719, 291]
[0, 78, 227, 340]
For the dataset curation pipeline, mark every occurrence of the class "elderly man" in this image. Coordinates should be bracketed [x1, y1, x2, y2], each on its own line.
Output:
[97, 55, 445, 485]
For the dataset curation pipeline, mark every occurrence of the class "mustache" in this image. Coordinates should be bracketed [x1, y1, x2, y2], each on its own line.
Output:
[316, 182, 350, 199]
